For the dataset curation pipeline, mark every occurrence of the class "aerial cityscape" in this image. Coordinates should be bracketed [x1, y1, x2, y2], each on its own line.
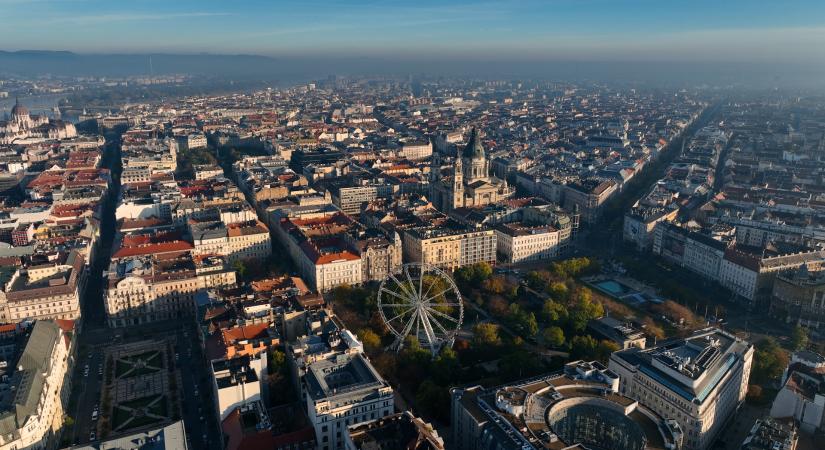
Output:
[1, 1, 824, 450]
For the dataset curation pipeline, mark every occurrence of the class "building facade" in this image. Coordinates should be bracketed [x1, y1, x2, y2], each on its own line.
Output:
[402, 226, 496, 271]
[608, 328, 753, 450]
[0, 320, 74, 450]
[495, 222, 560, 264]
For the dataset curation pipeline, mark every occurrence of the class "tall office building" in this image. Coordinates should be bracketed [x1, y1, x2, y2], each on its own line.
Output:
[608, 328, 753, 450]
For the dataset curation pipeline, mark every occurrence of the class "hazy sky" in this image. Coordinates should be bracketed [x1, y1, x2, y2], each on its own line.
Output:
[3, 0, 825, 63]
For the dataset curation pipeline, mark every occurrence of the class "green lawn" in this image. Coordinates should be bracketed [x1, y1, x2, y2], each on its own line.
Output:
[114, 351, 164, 379]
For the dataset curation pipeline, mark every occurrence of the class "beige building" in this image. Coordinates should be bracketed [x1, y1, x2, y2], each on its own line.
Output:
[0, 320, 74, 450]
[121, 137, 178, 174]
[104, 253, 236, 327]
[191, 220, 272, 263]
[1, 251, 85, 322]
[402, 224, 496, 270]
[450, 360, 683, 450]
[609, 328, 753, 450]
[344, 229, 402, 282]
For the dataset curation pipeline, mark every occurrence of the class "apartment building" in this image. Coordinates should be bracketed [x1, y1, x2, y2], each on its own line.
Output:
[399, 140, 433, 160]
[278, 214, 364, 292]
[0, 320, 74, 450]
[563, 179, 618, 223]
[1, 250, 84, 322]
[720, 246, 825, 305]
[402, 223, 496, 270]
[104, 252, 236, 327]
[190, 220, 272, 263]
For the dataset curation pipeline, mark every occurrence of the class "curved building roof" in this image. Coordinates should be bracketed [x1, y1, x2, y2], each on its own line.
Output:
[463, 128, 486, 160]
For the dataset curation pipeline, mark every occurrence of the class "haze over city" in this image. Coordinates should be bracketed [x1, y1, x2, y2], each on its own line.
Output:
[3, 0, 825, 85]
[0, 2, 824, 450]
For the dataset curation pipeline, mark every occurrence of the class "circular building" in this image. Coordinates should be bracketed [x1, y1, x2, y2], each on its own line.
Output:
[452, 360, 683, 450]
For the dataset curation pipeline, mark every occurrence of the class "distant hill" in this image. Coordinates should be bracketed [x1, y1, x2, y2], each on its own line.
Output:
[0, 50, 285, 78]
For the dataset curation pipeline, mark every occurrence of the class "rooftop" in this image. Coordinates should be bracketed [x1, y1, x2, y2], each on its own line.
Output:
[611, 327, 752, 404]
[455, 360, 681, 450]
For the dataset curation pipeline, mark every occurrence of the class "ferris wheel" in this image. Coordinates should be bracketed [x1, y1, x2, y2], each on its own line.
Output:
[377, 263, 464, 357]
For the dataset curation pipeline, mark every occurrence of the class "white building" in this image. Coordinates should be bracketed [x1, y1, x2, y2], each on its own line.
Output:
[399, 141, 433, 160]
[303, 352, 394, 450]
[278, 214, 363, 292]
[495, 222, 560, 264]
[609, 328, 753, 450]
[719, 246, 825, 305]
[211, 356, 264, 421]
[770, 350, 825, 434]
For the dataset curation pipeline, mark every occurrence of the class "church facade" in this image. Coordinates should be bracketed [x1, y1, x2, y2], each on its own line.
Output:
[0, 99, 77, 145]
[429, 128, 514, 212]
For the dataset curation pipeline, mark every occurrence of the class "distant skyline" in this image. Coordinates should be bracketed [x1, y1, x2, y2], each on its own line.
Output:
[2, 0, 825, 64]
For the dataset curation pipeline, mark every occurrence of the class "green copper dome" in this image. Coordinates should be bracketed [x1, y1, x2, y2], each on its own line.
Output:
[462, 127, 485, 159]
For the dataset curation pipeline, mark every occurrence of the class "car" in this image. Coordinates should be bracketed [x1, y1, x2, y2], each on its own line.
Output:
[194, 389, 199, 397]
[202, 434, 207, 441]
[91, 411, 98, 421]
[89, 432, 96, 441]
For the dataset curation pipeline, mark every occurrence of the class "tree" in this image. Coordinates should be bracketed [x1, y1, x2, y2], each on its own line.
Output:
[473, 262, 493, 283]
[791, 325, 809, 351]
[482, 276, 507, 295]
[550, 257, 595, 278]
[547, 282, 569, 302]
[543, 326, 565, 348]
[524, 312, 539, 338]
[596, 340, 620, 362]
[232, 260, 247, 279]
[652, 300, 699, 328]
[487, 296, 509, 316]
[506, 304, 538, 338]
[568, 290, 604, 331]
[357, 329, 381, 353]
[433, 347, 461, 385]
[454, 262, 493, 287]
[473, 323, 500, 347]
[642, 317, 665, 341]
[415, 380, 450, 421]
[525, 271, 546, 290]
[541, 299, 568, 324]
[752, 338, 789, 383]
[746, 384, 764, 404]
[569, 335, 599, 360]
[499, 347, 543, 381]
